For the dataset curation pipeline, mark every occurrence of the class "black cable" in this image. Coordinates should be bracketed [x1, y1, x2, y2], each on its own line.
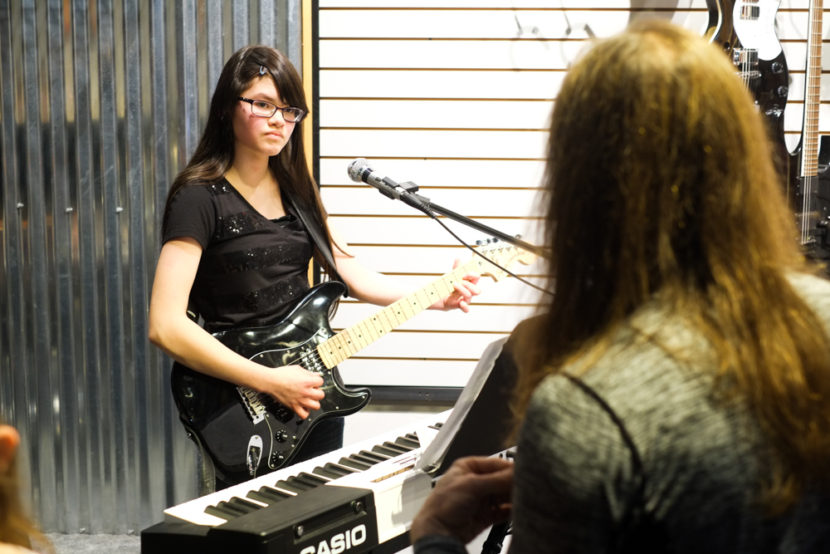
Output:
[427, 213, 552, 297]
[481, 521, 511, 554]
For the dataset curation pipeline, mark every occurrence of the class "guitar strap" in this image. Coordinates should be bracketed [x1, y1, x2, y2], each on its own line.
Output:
[284, 194, 349, 297]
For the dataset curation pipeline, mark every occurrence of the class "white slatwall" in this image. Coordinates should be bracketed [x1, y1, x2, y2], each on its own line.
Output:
[316, 0, 824, 388]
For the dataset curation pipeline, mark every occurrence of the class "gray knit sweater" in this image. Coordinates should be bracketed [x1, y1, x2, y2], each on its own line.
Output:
[509, 272, 830, 553]
[414, 273, 830, 553]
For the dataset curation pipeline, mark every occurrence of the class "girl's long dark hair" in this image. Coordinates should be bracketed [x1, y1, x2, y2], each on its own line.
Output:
[162, 45, 336, 275]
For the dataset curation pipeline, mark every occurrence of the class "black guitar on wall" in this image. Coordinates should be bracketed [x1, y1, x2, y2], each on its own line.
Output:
[707, 0, 830, 259]
[705, 0, 791, 179]
[788, 0, 830, 258]
[171, 244, 534, 484]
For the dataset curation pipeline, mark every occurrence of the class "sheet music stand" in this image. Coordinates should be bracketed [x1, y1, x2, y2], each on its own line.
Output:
[416, 335, 518, 476]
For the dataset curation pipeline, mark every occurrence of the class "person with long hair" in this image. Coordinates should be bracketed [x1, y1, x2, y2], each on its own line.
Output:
[410, 19, 830, 552]
[148, 45, 479, 489]
[0, 423, 50, 553]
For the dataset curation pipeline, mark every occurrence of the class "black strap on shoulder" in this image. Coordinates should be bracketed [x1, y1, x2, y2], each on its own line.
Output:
[285, 195, 348, 296]
[563, 373, 664, 553]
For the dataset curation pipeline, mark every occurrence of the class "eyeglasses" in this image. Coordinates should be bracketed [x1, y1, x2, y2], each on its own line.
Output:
[237, 97, 305, 123]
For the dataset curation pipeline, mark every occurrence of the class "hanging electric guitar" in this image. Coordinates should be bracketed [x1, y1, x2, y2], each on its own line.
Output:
[705, 0, 790, 178]
[171, 243, 535, 484]
[789, 0, 830, 257]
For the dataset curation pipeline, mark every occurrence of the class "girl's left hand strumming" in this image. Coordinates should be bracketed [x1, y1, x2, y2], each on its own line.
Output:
[431, 259, 481, 313]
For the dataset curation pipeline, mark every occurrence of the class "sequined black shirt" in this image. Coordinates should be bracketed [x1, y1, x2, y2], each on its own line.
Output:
[162, 179, 313, 331]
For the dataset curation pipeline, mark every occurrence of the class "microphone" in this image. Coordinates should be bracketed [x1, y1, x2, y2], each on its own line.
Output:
[347, 158, 402, 200]
[347, 158, 433, 214]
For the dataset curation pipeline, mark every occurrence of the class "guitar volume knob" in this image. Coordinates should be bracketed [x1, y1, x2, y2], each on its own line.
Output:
[275, 430, 289, 442]
[772, 62, 784, 74]
[776, 85, 788, 98]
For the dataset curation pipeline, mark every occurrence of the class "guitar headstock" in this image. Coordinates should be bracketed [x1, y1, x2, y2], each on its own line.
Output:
[466, 241, 538, 281]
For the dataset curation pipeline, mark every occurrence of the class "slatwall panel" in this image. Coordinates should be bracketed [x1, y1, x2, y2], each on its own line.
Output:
[316, 1, 785, 388]
[0, 0, 302, 534]
[317, 1, 827, 389]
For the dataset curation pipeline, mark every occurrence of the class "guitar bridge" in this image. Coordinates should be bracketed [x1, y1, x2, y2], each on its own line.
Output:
[236, 385, 266, 424]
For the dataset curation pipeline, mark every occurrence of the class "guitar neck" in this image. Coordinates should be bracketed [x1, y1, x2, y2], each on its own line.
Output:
[800, 0, 823, 178]
[316, 259, 479, 369]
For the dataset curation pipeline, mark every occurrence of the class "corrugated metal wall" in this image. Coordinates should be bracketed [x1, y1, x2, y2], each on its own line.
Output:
[0, 0, 301, 533]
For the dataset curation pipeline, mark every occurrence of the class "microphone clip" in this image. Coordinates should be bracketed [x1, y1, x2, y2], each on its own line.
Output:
[398, 181, 420, 194]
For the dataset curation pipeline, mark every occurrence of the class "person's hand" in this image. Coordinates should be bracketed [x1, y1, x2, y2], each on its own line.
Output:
[410, 456, 513, 544]
[258, 365, 325, 419]
[431, 260, 481, 313]
[0, 424, 20, 474]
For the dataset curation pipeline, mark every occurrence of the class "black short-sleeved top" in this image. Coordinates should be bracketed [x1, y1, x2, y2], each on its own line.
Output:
[162, 179, 313, 331]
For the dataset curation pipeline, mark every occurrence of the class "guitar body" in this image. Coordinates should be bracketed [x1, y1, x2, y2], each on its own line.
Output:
[706, 0, 790, 179]
[171, 281, 371, 484]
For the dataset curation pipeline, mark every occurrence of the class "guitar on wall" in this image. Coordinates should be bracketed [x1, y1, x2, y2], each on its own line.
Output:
[171, 243, 535, 484]
[705, 0, 791, 179]
[787, 0, 830, 260]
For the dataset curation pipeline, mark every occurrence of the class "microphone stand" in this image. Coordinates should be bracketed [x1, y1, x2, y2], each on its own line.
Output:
[367, 172, 522, 553]
[378, 180, 546, 258]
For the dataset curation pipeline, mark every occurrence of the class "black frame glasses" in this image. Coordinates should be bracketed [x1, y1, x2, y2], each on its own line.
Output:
[237, 97, 305, 123]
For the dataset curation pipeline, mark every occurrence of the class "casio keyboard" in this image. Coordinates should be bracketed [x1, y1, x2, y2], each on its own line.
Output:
[141, 411, 449, 554]
[142, 338, 517, 553]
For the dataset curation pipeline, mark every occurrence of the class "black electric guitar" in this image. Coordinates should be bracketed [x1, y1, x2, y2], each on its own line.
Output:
[705, 0, 790, 178]
[171, 243, 535, 483]
[789, 0, 830, 257]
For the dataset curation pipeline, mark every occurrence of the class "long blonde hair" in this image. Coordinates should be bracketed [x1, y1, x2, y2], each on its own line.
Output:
[513, 20, 830, 511]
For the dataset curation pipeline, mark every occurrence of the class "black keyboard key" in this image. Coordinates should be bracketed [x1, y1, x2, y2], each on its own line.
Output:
[227, 497, 262, 512]
[382, 441, 409, 454]
[395, 436, 420, 450]
[275, 479, 311, 494]
[289, 473, 327, 489]
[324, 462, 357, 476]
[313, 465, 343, 479]
[247, 485, 291, 505]
[205, 500, 252, 520]
[360, 449, 391, 462]
[298, 471, 329, 484]
[372, 444, 401, 457]
[350, 452, 382, 466]
[339, 456, 372, 471]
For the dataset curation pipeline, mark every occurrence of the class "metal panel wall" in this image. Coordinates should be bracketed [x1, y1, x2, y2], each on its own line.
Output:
[0, 0, 301, 533]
